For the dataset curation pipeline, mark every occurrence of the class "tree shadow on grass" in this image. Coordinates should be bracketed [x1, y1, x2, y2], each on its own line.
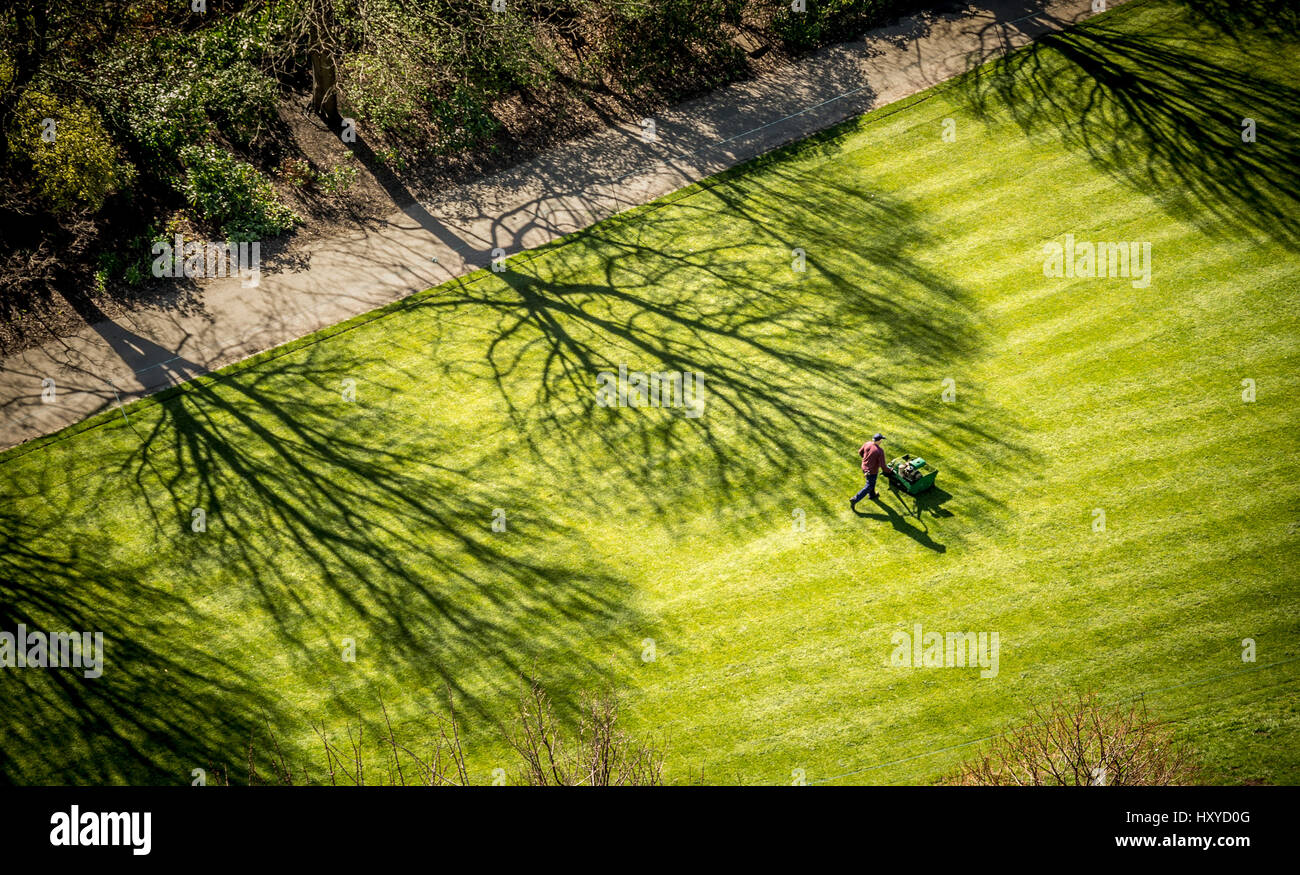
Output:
[961, 2, 1300, 248]
[0, 338, 641, 783]
[0, 504, 276, 785]
[1, 102, 1046, 783]
[416, 153, 1033, 529]
[1177, 0, 1300, 37]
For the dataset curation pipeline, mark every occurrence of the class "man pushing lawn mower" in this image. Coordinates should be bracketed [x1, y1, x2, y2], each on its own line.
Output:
[850, 433, 886, 508]
[852, 435, 940, 509]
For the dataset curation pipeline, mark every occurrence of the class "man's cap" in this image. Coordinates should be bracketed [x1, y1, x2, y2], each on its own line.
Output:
[873, 433, 884, 441]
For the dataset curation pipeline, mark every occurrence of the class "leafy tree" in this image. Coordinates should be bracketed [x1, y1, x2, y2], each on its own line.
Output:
[11, 90, 135, 213]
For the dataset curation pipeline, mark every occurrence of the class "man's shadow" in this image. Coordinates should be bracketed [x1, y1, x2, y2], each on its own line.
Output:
[854, 483, 949, 553]
[898, 484, 955, 521]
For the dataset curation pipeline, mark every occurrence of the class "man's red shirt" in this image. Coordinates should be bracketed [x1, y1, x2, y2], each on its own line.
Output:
[860, 441, 885, 474]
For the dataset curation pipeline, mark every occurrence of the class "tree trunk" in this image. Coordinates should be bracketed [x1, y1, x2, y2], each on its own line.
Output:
[308, 49, 341, 129]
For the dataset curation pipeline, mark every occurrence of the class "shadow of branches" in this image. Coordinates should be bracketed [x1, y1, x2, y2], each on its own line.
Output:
[961, 0, 1300, 247]
[415, 145, 1029, 525]
[0, 502, 275, 784]
[1, 52, 1059, 782]
[1, 336, 640, 783]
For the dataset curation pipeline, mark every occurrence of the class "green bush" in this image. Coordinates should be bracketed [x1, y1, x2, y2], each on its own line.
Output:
[11, 91, 136, 214]
[597, 0, 746, 98]
[180, 144, 298, 241]
[773, 3, 825, 51]
[278, 157, 315, 188]
[189, 13, 280, 144]
[344, 52, 422, 132]
[96, 217, 195, 286]
[115, 73, 208, 170]
[96, 29, 276, 171]
[427, 86, 501, 154]
[316, 162, 357, 195]
[774, 0, 912, 52]
[374, 146, 407, 172]
[195, 59, 278, 147]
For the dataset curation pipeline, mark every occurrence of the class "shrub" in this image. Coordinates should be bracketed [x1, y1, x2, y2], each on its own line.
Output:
[90, 35, 206, 171]
[277, 157, 315, 188]
[180, 144, 298, 241]
[508, 680, 665, 786]
[316, 162, 357, 195]
[344, 52, 421, 132]
[374, 146, 407, 172]
[597, 0, 747, 98]
[120, 79, 208, 171]
[427, 86, 501, 155]
[774, 0, 914, 52]
[950, 692, 1199, 786]
[96, 29, 277, 171]
[123, 262, 146, 286]
[195, 59, 278, 147]
[11, 91, 136, 214]
[95, 218, 185, 286]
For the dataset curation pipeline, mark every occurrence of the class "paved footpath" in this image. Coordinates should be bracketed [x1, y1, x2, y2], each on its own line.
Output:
[0, 0, 1118, 450]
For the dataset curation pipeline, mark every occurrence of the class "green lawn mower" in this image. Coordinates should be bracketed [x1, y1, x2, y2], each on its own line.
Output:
[884, 453, 938, 495]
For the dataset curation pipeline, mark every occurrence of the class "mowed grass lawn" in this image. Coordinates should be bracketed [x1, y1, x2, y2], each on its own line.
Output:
[2, 0, 1298, 785]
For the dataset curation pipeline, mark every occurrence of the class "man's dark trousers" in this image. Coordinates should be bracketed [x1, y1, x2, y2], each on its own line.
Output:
[852, 472, 878, 503]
